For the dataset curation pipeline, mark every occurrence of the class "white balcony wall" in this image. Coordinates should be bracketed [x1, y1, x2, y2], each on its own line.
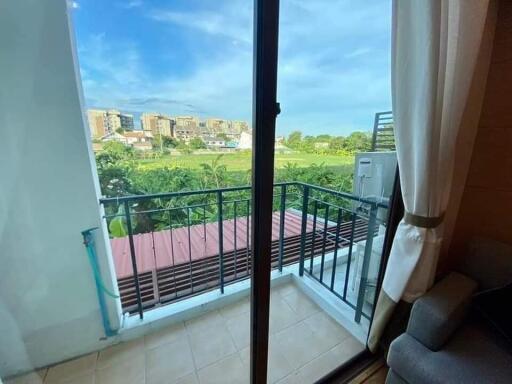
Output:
[0, 0, 121, 377]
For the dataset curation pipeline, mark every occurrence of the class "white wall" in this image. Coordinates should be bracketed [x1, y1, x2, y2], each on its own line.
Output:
[0, 0, 121, 377]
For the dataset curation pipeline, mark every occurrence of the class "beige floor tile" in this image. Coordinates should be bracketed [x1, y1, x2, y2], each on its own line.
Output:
[188, 325, 237, 369]
[282, 291, 319, 320]
[272, 322, 327, 371]
[269, 296, 299, 335]
[145, 322, 187, 350]
[239, 340, 298, 384]
[95, 354, 145, 384]
[197, 354, 248, 384]
[272, 282, 297, 299]
[329, 337, 365, 365]
[97, 338, 144, 370]
[274, 372, 303, 384]
[146, 336, 195, 384]
[303, 312, 350, 352]
[5, 370, 46, 384]
[218, 297, 249, 320]
[59, 372, 94, 384]
[184, 311, 224, 335]
[225, 311, 250, 350]
[296, 350, 339, 384]
[45, 353, 97, 384]
[174, 373, 199, 384]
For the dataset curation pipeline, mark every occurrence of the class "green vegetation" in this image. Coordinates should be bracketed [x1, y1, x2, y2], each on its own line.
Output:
[97, 130, 371, 236]
[284, 131, 372, 155]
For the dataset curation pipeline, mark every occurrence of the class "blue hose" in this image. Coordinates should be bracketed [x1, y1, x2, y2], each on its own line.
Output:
[82, 228, 118, 337]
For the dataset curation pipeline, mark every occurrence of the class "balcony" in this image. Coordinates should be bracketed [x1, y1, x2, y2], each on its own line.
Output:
[5, 182, 387, 384]
[10, 281, 366, 384]
[100, 182, 388, 326]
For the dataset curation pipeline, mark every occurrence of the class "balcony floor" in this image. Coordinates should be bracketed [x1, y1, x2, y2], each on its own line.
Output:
[6, 282, 364, 384]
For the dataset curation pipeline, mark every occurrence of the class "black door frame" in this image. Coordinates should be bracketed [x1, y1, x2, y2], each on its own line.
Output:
[249, 0, 402, 382]
[250, 0, 280, 383]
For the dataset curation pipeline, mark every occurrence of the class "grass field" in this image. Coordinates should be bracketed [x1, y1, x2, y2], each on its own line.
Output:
[136, 151, 355, 172]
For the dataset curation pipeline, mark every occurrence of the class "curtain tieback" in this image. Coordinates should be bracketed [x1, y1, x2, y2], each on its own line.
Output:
[404, 211, 445, 228]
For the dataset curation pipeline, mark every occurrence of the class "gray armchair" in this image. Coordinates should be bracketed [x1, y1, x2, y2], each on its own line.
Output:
[386, 238, 512, 384]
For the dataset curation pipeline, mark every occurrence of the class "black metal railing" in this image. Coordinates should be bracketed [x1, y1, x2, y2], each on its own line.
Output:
[99, 182, 388, 323]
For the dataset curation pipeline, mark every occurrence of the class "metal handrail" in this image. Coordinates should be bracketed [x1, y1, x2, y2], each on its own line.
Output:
[99, 181, 389, 321]
[99, 182, 386, 207]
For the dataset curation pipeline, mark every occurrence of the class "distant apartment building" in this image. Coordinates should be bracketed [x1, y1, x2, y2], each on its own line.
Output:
[87, 109, 134, 137]
[140, 113, 174, 137]
[106, 109, 134, 132]
[205, 118, 230, 135]
[174, 116, 200, 141]
[231, 120, 249, 134]
[99, 130, 153, 151]
[87, 109, 108, 137]
[203, 118, 249, 140]
[203, 136, 226, 149]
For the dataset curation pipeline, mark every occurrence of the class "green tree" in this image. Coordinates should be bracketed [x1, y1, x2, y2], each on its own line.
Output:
[200, 154, 228, 188]
[286, 131, 303, 149]
[216, 133, 229, 141]
[344, 132, 372, 153]
[96, 141, 134, 169]
[189, 137, 206, 149]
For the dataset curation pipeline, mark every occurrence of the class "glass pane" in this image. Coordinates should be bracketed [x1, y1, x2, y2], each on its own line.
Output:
[269, 0, 393, 381]
[1, 1, 254, 383]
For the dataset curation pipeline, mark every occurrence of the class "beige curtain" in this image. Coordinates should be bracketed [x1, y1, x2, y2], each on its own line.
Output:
[368, 0, 495, 352]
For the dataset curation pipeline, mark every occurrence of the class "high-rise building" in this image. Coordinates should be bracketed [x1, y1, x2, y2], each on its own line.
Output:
[140, 113, 174, 137]
[106, 109, 134, 132]
[87, 109, 134, 137]
[205, 118, 230, 135]
[174, 116, 200, 141]
[87, 109, 108, 138]
[231, 120, 249, 134]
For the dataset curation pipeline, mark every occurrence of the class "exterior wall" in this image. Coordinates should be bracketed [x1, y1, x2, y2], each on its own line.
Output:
[448, 0, 512, 264]
[141, 113, 173, 137]
[87, 109, 107, 137]
[0, 0, 121, 376]
[120, 113, 134, 131]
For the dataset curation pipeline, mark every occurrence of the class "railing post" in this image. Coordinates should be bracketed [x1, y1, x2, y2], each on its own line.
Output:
[319, 204, 330, 282]
[343, 212, 357, 301]
[299, 185, 309, 276]
[355, 202, 378, 323]
[123, 200, 144, 319]
[278, 184, 287, 272]
[217, 190, 224, 294]
[330, 208, 343, 291]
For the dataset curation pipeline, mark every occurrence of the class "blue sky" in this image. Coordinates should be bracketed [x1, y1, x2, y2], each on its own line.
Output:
[71, 0, 391, 136]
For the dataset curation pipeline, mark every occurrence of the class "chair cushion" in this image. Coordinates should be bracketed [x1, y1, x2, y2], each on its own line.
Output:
[406, 272, 477, 351]
[473, 283, 512, 345]
[388, 323, 512, 384]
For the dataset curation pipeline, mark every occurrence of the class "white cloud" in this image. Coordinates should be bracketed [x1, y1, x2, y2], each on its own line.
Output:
[67, 1, 79, 9]
[149, 4, 252, 45]
[119, 0, 143, 9]
[345, 48, 372, 59]
[77, 0, 392, 136]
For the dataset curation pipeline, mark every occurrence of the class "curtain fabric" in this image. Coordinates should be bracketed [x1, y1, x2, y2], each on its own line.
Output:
[368, 0, 492, 352]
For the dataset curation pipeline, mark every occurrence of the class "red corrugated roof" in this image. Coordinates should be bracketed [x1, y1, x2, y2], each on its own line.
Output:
[111, 211, 315, 279]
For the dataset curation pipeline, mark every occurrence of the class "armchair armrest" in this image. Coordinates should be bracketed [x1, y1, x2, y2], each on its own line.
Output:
[406, 272, 477, 351]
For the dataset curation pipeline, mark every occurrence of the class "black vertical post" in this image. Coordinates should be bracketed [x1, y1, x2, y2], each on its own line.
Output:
[355, 203, 378, 323]
[251, 0, 280, 382]
[299, 185, 309, 276]
[278, 184, 287, 272]
[123, 201, 143, 319]
[234, 201, 238, 279]
[343, 212, 357, 301]
[217, 190, 224, 294]
[330, 208, 343, 291]
[319, 204, 330, 282]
